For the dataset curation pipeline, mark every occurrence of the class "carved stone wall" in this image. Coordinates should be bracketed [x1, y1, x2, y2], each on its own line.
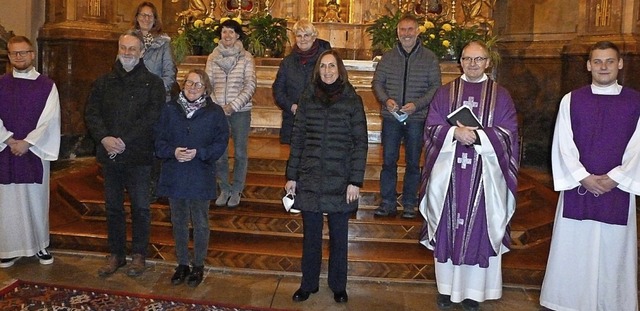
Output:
[36, 0, 640, 165]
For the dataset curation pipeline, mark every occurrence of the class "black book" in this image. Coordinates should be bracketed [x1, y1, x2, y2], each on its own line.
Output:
[446, 105, 483, 129]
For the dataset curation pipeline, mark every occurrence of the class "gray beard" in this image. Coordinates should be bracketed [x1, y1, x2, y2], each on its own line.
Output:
[118, 55, 139, 72]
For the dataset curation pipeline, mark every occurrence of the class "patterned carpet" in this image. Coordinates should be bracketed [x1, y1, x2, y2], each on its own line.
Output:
[0, 280, 289, 311]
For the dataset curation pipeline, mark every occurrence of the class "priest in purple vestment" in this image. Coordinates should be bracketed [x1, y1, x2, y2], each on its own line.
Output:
[0, 36, 61, 268]
[418, 41, 519, 311]
[540, 41, 640, 311]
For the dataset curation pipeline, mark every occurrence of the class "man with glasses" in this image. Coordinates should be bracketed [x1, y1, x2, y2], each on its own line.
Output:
[419, 40, 519, 311]
[85, 29, 165, 278]
[372, 13, 441, 219]
[0, 36, 61, 269]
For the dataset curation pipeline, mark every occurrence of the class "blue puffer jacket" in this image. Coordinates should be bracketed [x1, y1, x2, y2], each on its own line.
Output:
[155, 97, 229, 200]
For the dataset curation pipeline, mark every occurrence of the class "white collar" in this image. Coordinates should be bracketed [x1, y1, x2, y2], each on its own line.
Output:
[461, 73, 488, 83]
[590, 81, 622, 95]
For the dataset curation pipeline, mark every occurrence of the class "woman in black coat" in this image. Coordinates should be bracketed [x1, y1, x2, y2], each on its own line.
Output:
[272, 19, 331, 144]
[285, 50, 368, 304]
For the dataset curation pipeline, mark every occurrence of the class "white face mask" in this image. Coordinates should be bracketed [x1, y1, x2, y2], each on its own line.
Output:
[118, 54, 140, 72]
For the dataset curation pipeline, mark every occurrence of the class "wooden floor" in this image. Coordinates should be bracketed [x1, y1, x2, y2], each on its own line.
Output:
[48, 135, 560, 288]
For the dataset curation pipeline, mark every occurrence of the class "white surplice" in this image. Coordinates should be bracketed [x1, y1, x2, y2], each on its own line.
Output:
[540, 83, 640, 311]
[0, 68, 61, 258]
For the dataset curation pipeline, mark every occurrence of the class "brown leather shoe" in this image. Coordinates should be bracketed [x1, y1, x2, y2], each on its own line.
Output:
[97, 255, 126, 277]
[126, 254, 146, 277]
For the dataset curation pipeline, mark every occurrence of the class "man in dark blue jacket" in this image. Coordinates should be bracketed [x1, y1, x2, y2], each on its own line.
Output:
[85, 29, 165, 278]
[372, 14, 441, 219]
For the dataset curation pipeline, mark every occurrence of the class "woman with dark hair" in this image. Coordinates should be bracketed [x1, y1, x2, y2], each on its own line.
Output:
[272, 19, 331, 145]
[155, 69, 229, 287]
[132, 1, 176, 100]
[285, 50, 368, 303]
[205, 19, 256, 209]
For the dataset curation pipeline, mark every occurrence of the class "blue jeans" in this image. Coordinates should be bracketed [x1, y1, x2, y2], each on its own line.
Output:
[380, 118, 424, 208]
[300, 211, 350, 293]
[217, 111, 251, 194]
[169, 198, 210, 267]
[102, 164, 151, 258]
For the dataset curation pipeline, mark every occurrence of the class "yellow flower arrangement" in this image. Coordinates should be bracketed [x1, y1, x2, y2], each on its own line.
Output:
[367, 12, 494, 60]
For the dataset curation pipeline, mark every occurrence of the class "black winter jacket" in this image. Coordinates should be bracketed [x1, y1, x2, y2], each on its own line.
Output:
[272, 39, 331, 144]
[85, 60, 165, 165]
[286, 82, 368, 213]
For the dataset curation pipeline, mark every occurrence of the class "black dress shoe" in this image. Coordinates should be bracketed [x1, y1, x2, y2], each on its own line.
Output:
[461, 299, 480, 311]
[186, 266, 204, 287]
[171, 265, 190, 285]
[333, 290, 348, 303]
[292, 287, 318, 302]
[436, 294, 453, 309]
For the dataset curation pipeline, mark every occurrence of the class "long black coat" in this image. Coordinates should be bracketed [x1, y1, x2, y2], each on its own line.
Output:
[286, 82, 368, 213]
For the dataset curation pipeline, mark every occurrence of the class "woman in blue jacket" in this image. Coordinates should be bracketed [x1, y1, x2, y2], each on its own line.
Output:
[155, 69, 229, 287]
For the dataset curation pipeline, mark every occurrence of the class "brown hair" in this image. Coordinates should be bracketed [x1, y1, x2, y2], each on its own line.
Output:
[589, 41, 620, 59]
[7, 36, 33, 50]
[184, 68, 213, 95]
[313, 50, 349, 85]
[133, 1, 163, 35]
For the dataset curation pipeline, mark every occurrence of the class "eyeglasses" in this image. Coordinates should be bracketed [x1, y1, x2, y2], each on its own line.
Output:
[8, 51, 33, 57]
[461, 57, 488, 64]
[137, 13, 154, 19]
[185, 80, 205, 89]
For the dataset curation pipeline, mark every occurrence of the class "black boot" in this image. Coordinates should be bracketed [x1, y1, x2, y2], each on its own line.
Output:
[187, 266, 204, 287]
[171, 265, 190, 285]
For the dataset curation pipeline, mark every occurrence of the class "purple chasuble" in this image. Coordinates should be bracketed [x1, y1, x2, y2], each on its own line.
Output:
[0, 73, 53, 184]
[420, 78, 519, 267]
[562, 86, 640, 225]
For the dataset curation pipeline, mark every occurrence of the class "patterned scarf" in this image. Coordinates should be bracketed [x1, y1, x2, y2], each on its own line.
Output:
[142, 33, 154, 50]
[212, 41, 243, 74]
[293, 40, 320, 65]
[177, 91, 208, 118]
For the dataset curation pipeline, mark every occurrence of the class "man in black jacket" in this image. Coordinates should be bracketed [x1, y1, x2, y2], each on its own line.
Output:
[85, 30, 165, 278]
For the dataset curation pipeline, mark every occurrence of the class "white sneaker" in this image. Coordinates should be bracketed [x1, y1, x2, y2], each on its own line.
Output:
[227, 192, 241, 208]
[215, 190, 231, 207]
[0, 257, 19, 268]
[289, 208, 301, 214]
[36, 249, 54, 265]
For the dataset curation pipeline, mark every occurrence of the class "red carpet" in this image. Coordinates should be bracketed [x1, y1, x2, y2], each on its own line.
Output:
[0, 279, 292, 311]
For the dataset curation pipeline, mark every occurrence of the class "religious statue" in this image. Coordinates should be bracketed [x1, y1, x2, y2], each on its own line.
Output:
[173, 0, 210, 26]
[461, 0, 495, 33]
[320, 0, 344, 23]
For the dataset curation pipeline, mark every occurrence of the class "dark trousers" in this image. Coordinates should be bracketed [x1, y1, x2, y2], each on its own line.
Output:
[102, 164, 151, 258]
[300, 211, 350, 293]
[169, 198, 211, 267]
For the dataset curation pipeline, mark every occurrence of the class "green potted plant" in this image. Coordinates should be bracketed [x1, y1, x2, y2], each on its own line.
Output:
[172, 16, 219, 63]
[365, 10, 403, 56]
[245, 12, 289, 57]
[366, 12, 499, 64]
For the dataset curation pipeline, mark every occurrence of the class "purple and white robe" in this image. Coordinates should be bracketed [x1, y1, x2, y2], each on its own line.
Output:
[419, 74, 519, 302]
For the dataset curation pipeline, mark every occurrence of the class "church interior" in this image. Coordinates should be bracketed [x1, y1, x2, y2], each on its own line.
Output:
[1, 0, 639, 309]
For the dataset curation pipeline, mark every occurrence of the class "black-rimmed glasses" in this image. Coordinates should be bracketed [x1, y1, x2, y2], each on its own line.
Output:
[8, 51, 33, 58]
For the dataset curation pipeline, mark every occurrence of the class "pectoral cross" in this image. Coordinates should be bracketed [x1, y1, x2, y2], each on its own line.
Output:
[457, 152, 472, 169]
[463, 96, 478, 108]
[455, 213, 465, 229]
